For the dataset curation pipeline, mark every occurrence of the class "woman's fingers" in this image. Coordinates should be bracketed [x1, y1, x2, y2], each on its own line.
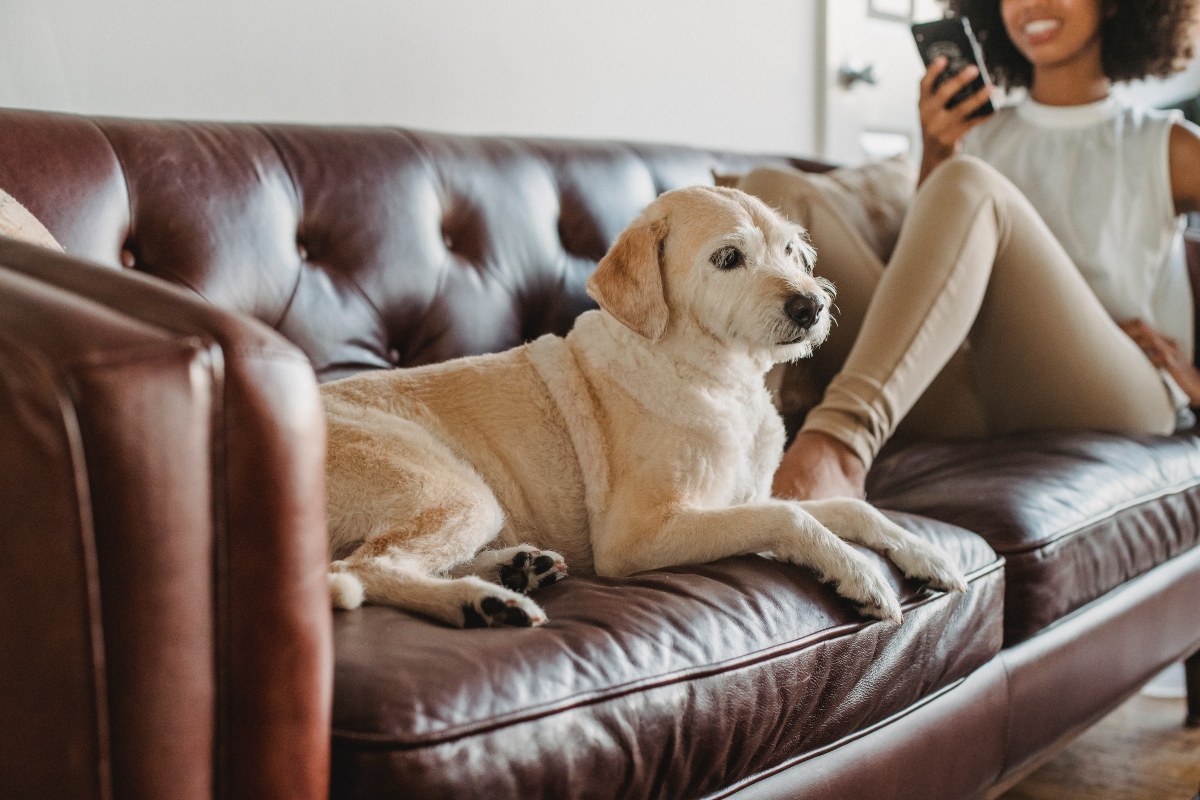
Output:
[940, 99, 997, 141]
[921, 62, 992, 151]
[958, 82, 994, 117]
[934, 64, 980, 107]
[920, 56, 948, 95]
[1121, 321, 1186, 369]
[1119, 318, 1148, 334]
[1119, 319, 1167, 363]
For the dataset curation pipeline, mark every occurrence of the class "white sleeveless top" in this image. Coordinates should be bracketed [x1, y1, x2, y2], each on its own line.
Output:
[963, 96, 1195, 362]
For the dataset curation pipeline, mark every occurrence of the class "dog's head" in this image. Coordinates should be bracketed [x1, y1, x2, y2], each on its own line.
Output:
[586, 185, 833, 363]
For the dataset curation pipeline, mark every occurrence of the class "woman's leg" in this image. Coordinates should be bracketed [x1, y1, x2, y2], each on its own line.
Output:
[735, 166, 886, 388]
[798, 156, 1175, 476]
[741, 167, 990, 433]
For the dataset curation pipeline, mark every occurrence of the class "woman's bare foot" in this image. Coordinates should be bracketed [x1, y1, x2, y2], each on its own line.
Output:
[772, 430, 867, 500]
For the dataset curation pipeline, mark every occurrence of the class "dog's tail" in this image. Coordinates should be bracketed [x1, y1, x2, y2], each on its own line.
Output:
[328, 566, 365, 610]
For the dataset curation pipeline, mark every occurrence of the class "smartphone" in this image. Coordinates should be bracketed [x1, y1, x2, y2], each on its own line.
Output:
[912, 16, 995, 119]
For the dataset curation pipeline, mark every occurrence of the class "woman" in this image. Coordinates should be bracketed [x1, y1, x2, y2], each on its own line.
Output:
[767, 0, 1200, 500]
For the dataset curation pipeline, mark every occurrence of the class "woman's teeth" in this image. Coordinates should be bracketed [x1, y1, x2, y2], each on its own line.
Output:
[1024, 19, 1061, 36]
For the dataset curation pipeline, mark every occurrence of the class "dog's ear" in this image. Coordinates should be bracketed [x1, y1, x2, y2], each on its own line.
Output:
[587, 217, 669, 341]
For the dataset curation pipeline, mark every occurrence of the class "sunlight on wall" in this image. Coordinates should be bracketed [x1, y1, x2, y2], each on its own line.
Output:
[0, 0, 820, 155]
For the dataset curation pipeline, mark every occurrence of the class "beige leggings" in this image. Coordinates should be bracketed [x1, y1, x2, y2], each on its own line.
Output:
[741, 155, 1176, 469]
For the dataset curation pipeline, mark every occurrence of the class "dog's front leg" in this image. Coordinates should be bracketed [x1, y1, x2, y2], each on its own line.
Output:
[798, 499, 968, 593]
[594, 501, 902, 622]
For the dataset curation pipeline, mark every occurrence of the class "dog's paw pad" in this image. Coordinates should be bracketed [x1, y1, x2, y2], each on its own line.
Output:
[503, 604, 534, 627]
[498, 547, 568, 594]
[461, 592, 547, 628]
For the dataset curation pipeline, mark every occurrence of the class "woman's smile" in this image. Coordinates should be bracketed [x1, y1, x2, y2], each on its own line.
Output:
[1023, 17, 1063, 45]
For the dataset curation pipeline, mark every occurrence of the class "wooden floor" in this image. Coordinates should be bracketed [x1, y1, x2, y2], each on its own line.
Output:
[1002, 694, 1200, 800]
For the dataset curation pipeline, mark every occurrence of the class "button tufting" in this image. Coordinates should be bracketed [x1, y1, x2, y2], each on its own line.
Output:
[388, 347, 402, 365]
[297, 243, 309, 261]
[443, 233, 454, 251]
[119, 249, 136, 269]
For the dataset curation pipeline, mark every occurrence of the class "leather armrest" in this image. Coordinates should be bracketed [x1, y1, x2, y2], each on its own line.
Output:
[0, 265, 221, 799]
[0, 237, 331, 800]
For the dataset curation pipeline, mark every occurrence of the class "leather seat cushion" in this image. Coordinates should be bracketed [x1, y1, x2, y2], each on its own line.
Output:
[329, 513, 1003, 800]
[867, 430, 1200, 645]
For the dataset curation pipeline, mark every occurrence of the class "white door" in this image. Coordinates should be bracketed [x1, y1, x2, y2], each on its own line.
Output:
[820, 0, 944, 165]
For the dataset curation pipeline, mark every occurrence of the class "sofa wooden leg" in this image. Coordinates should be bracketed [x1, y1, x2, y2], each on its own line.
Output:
[1187, 649, 1200, 728]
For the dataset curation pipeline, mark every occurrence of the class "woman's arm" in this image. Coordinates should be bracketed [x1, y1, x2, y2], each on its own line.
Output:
[1161, 124, 1200, 405]
[1169, 123, 1200, 215]
[918, 57, 995, 185]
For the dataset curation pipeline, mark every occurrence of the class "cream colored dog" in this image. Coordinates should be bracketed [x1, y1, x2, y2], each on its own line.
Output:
[321, 185, 967, 628]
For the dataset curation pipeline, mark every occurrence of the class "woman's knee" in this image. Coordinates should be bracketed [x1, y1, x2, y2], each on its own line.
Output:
[916, 154, 1025, 216]
[736, 166, 818, 227]
[924, 155, 1010, 193]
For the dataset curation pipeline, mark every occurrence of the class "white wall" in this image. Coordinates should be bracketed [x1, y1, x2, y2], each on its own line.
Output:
[0, 0, 820, 156]
[1119, 58, 1200, 108]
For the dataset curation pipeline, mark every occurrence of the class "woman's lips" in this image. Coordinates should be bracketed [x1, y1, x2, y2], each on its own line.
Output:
[1023, 18, 1062, 45]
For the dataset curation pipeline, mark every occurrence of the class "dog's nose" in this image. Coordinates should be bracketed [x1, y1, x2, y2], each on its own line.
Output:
[785, 293, 824, 330]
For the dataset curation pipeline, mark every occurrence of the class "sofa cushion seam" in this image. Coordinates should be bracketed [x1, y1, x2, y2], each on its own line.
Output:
[981, 474, 1200, 557]
[698, 676, 971, 800]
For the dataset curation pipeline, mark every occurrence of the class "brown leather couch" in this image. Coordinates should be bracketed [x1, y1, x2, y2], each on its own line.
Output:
[0, 108, 1197, 800]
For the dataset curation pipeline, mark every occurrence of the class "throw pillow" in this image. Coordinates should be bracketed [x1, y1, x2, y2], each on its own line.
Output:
[0, 189, 64, 252]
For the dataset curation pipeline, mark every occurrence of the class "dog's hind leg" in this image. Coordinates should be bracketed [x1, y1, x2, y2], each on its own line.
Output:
[331, 555, 547, 627]
[798, 499, 968, 593]
[450, 545, 568, 593]
[325, 409, 556, 626]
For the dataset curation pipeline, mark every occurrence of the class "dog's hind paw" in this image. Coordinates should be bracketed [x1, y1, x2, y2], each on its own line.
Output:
[328, 567, 365, 610]
[497, 546, 568, 593]
[461, 588, 548, 628]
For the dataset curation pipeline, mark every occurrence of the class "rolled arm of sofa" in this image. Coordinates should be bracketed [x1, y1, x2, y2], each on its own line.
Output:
[0, 237, 332, 800]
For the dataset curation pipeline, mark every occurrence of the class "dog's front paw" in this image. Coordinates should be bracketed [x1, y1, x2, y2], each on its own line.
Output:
[461, 587, 548, 628]
[835, 559, 903, 624]
[498, 546, 568, 593]
[889, 541, 969, 594]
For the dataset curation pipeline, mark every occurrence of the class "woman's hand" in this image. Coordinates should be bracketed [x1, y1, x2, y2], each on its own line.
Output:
[918, 57, 995, 185]
[1120, 318, 1200, 405]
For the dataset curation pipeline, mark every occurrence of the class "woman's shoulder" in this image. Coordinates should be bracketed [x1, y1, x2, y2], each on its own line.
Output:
[1115, 100, 1183, 133]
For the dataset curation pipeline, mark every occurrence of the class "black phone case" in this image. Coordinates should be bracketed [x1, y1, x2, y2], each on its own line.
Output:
[912, 17, 995, 120]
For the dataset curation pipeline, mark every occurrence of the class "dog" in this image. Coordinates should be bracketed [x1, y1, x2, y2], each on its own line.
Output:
[321, 185, 968, 628]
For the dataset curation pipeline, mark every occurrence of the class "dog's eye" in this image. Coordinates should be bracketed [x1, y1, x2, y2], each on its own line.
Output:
[711, 246, 744, 271]
[785, 242, 794, 256]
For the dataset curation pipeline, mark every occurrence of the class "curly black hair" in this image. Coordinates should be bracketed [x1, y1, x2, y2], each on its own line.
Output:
[946, 0, 1199, 89]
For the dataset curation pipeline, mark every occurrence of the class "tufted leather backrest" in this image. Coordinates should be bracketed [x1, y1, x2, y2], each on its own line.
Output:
[0, 109, 828, 381]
